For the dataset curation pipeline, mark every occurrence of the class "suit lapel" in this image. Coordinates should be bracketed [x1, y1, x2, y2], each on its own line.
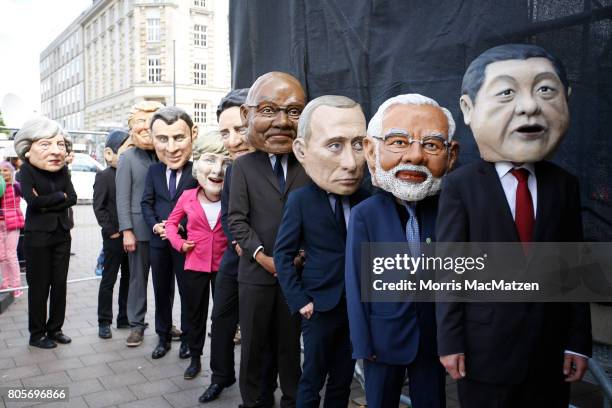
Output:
[480, 160, 520, 242]
[192, 188, 213, 232]
[257, 151, 282, 194]
[380, 192, 407, 241]
[313, 184, 343, 238]
[284, 154, 301, 196]
[533, 162, 549, 242]
[176, 162, 193, 196]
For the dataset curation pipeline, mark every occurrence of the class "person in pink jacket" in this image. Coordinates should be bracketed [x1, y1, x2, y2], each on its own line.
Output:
[0, 161, 25, 297]
[166, 132, 231, 378]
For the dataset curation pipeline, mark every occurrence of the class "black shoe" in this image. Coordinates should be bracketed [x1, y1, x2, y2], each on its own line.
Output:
[48, 331, 71, 344]
[151, 340, 171, 359]
[98, 325, 112, 339]
[29, 336, 57, 349]
[179, 342, 191, 359]
[184, 357, 201, 380]
[199, 382, 231, 403]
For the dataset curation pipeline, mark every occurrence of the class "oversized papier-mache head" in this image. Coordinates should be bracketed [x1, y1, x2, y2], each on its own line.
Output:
[363, 94, 458, 202]
[14, 116, 73, 173]
[192, 131, 231, 198]
[460, 44, 570, 163]
[127, 100, 164, 151]
[292, 95, 367, 196]
[240, 72, 307, 154]
[150, 107, 198, 170]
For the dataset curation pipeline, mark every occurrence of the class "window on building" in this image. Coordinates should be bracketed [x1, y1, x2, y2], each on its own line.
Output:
[194, 102, 207, 124]
[148, 57, 161, 82]
[193, 63, 207, 85]
[147, 18, 160, 42]
[194, 0, 206, 7]
[194, 24, 207, 47]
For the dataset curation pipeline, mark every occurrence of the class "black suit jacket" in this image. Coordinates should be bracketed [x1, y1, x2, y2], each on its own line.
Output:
[19, 161, 77, 233]
[274, 183, 370, 314]
[228, 151, 311, 285]
[218, 164, 239, 278]
[141, 162, 198, 249]
[435, 159, 592, 384]
[93, 167, 120, 239]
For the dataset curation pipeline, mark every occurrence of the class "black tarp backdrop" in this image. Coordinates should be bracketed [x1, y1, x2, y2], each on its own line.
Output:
[229, 0, 612, 241]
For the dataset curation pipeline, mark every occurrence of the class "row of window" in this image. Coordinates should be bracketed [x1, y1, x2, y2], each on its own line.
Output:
[147, 59, 207, 85]
[146, 20, 208, 47]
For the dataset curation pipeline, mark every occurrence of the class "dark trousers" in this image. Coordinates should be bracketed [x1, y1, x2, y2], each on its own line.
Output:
[239, 282, 301, 408]
[97, 236, 130, 326]
[457, 362, 569, 408]
[150, 246, 188, 341]
[298, 300, 355, 408]
[363, 347, 446, 408]
[25, 240, 71, 341]
[210, 270, 239, 384]
[183, 270, 216, 355]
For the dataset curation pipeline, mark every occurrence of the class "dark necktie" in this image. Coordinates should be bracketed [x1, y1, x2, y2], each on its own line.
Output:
[510, 168, 534, 252]
[274, 154, 285, 193]
[333, 194, 347, 238]
[169, 169, 177, 198]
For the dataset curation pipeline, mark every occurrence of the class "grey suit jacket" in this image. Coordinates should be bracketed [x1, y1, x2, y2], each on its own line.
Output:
[228, 151, 310, 286]
[116, 147, 156, 241]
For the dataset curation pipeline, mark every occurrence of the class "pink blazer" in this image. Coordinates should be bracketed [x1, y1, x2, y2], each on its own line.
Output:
[166, 187, 228, 273]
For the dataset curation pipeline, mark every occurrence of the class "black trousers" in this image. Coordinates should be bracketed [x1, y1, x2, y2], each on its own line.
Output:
[239, 282, 301, 408]
[150, 246, 188, 341]
[25, 239, 71, 341]
[97, 236, 130, 326]
[183, 270, 216, 355]
[297, 300, 355, 408]
[210, 270, 239, 384]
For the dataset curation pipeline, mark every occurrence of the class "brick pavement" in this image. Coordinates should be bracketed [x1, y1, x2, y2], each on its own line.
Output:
[0, 205, 603, 408]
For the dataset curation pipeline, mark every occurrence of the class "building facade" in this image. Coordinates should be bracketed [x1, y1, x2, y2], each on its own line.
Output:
[41, 0, 231, 132]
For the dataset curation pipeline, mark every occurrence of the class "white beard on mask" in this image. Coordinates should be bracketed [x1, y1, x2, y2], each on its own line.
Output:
[374, 149, 442, 202]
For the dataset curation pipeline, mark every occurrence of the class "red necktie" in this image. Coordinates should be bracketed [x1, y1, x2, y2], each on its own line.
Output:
[510, 168, 534, 251]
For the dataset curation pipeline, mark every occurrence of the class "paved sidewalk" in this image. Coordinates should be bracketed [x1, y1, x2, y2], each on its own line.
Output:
[0, 205, 603, 408]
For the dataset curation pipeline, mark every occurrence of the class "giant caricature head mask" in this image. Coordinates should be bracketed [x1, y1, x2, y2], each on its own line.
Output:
[150, 107, 198, 170]
[14, 116, 72, 173]
[240, 72, 307, 154]
[363, 94, 458, 202]
[217, 88, 255, 159]
[192, 131, 231, 199]
[460, 44, 570, 163]
[293, 96, 366, 196]
[127, 101, 164, 151]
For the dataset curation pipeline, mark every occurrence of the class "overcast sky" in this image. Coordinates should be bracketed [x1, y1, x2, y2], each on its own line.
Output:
[0, 0, 91, 126]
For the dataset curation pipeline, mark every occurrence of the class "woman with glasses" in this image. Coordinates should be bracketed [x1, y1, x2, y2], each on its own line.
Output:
[14, 116, 77, 349]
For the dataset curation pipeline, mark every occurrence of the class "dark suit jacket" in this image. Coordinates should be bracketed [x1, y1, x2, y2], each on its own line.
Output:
[19, 161, 77, 233]
[93, 166, 120, 239]
[141, 162, 198, 249]
[274, 183, 370, 314]
[345, 191, 439, 365]
[435, 159, 592, 384]
[228, 151, 311, 285]
[218, 164, 239, 278]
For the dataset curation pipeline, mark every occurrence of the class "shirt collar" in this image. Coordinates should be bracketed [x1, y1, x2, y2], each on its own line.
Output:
[495, 161, 535, 179]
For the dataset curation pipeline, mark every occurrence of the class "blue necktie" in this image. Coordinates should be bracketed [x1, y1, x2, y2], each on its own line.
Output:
[274, 154, 285, 193]
[405, 202, 421, 257]
[169, 169, 177, 198]
[333, 194, 347, 238]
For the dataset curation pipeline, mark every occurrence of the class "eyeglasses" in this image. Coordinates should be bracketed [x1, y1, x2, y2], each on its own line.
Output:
[245, 102, 304, 120]
[372, 132, 450, 156]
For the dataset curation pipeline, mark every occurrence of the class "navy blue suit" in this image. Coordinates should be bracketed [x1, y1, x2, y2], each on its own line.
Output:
[275, 183, 369, 407]
[345, 192, 445, 408]
[141, 162, 198, 341]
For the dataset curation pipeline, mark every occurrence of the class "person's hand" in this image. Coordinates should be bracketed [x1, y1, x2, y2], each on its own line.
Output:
[233, 241, 243, 256]
[366, 355, 377, 362]
[564, 353, 588, 382]
[293, 249, 306, 268]
[110, 232, 121, 239]
[154, 221, 167, 239]
[440, 353, 466, 380]
[32, 188, 38, 197]
[181, 240, 196, 253]
[300, 302, 314, 319]
[123, 230, 137, 252]
[255, 252, 277, 277]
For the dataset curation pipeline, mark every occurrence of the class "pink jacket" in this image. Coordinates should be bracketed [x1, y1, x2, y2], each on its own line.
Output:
[1, 184, 25, 231]
[166, 187, 227, 273]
